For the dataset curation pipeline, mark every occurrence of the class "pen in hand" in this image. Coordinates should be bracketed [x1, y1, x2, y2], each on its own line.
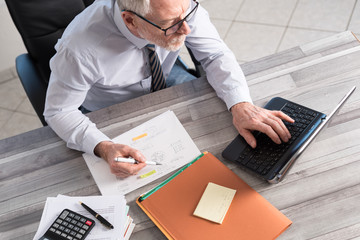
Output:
[114, 157, 162, 165]
[79, 201, 114, 229]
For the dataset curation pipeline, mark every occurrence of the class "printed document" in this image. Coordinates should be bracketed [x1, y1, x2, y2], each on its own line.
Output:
[83, 110, 201, 195]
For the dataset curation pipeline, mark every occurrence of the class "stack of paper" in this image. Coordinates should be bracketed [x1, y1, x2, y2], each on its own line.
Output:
[33, 195, 135, 240]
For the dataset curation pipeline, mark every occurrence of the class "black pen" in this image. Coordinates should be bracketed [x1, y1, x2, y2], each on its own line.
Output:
[79, 201, 114, 229]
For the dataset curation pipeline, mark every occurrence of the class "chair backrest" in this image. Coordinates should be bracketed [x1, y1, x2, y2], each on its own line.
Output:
[5, 0, 95, 85]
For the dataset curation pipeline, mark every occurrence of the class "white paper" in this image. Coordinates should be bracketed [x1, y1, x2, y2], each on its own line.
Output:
[33, 195, 128, 240]
[124, 223, 135, 240]
[83, 110, 201, 195]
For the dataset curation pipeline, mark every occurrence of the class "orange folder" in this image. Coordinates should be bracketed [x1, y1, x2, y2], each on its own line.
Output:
[136, 153, 292, 240]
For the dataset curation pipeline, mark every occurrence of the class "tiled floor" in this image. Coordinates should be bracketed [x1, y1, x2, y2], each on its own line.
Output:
[0, 0, 359, 140]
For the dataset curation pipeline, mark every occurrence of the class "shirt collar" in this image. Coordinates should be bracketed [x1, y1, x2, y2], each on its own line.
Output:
[113, 0, 149, 49]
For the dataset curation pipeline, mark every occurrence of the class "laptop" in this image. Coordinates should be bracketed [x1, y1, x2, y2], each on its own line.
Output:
[222, 86, 356, 183]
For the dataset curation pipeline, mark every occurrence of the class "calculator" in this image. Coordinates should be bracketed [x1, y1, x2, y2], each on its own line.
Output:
[39, 208, 95, 240]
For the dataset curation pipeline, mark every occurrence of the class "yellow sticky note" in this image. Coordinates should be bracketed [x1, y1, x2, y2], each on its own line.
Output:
[140, 170, 156, 179]
[193, 182, 236, 224]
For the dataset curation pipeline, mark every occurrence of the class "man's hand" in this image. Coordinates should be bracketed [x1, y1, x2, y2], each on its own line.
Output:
[231, 102, 294, 148]
[94, 141, 146, 178]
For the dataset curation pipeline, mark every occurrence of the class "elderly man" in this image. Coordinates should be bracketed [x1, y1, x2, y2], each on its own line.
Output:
[44, 0, 293, 178]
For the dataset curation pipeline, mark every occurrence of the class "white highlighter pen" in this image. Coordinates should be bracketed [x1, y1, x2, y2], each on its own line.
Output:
[114, 157, 162, 165]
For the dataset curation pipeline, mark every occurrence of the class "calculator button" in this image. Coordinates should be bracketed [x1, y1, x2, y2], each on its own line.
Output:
[59, 226, 65, 231]
[56, 219, 63, 224]
[66, 236, 73, 240]
[53, 223, 59, 228]
[82, 225, 89, 230]
[74, 215, 81, 220]
[80, 217, 86, 223]
[61, 233, 67, 237]
[85, 220, 92, 226]
[76, 233, 83, 239]
[79, 229, 86, 234]
[66, 217, 72, 222]
[76, 222, 83, 227]
[73, 226, 80, 231]
[71, 220, 77, 224]
[70, 231, 76, 236]
[68, 224, 74, 229]
[69, 213, 75, 217]
[60, 210, 69, 219]
[49, 228, 56, 232]
[55, 230, 61, 235]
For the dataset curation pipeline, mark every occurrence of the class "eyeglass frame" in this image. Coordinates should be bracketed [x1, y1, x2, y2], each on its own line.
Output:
[122, 0, 199, 36]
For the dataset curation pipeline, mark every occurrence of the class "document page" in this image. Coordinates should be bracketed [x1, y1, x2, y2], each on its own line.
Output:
[83, 110, 201, 195]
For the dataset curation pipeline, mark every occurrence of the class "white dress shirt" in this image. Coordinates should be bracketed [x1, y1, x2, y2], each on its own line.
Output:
[44, 0, 252, 155]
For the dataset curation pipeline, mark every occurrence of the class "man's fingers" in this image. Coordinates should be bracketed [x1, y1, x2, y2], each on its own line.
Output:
[272, 111, 294, 138]
[238, 116, 282, 146]
[266, 114, 291, 142]
[97, 142, 148, 178]
[274, 110, 294, 123]
[128, 149, 146, 163]
[238, 129, 257, 148]
[256, 122, 282, 145]
[232, 102, 297, 147]
[111, 162, 146, 176]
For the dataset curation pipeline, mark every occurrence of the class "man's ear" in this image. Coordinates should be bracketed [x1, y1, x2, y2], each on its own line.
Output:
[121, 11, 141, 37]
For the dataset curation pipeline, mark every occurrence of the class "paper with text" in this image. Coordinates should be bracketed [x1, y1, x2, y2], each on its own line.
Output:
[193, 182, 236, 224]
[83, 110, 201, 195]
[33, 195, 128, 240]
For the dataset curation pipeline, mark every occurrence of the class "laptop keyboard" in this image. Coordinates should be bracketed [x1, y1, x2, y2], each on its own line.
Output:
[236, 102, 319, 176]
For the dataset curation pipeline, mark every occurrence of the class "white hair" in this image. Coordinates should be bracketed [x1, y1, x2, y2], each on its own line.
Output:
[117, 0, 151, 16]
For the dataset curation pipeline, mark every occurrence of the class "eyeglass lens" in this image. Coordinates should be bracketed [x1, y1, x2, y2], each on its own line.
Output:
[165, 4, 198, 35]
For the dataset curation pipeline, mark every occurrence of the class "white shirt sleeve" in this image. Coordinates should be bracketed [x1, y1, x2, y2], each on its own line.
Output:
[185, 4, 253, 109]
[44, 45, 110, 155]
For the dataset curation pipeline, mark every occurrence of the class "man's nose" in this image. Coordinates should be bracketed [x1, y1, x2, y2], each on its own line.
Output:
[176, 21, 191, 35]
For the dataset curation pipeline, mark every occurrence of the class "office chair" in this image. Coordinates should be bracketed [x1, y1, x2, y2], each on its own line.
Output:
[5, 0, 95, 126]
[6, 0, 202, 126]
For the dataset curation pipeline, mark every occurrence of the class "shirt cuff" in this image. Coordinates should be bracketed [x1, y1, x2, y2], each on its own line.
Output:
[81, 130, 112, 156]
[222, 86, 253, 110]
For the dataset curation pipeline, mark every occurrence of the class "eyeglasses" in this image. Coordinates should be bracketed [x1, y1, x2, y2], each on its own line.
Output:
[123, 0, 199, 36]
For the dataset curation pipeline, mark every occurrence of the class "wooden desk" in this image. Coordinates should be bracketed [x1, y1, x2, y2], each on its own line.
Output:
[1, 31, 360, 239]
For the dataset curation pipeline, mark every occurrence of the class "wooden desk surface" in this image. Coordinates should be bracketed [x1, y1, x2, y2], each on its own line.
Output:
[1, 31, 360, 240]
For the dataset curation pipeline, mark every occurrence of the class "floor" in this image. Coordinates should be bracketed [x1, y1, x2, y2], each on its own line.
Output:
[0, 0, 359, 140]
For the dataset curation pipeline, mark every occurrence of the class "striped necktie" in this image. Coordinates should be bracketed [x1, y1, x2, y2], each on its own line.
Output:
[146, 44, 166, 92]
